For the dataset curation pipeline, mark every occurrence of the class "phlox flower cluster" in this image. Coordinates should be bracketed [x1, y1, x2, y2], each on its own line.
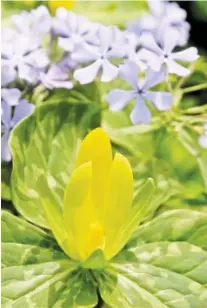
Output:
[1, 1, 199, 161]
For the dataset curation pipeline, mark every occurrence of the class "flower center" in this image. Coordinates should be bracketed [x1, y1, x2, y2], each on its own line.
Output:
[86, 222, 105, 257]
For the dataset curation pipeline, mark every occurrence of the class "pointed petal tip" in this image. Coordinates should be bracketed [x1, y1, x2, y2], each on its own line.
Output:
[75, 127, 113, 168]
[83, 127, 111, 146]
[113, 153, 133, 180]
[63, 161, 92, 207]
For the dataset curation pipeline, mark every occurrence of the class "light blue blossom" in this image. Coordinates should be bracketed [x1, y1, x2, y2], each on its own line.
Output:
[53, 8, 98, 54]
[199, 122, 207, 149]
[58, 56, 77, 71]
[1, 92, 34, 162]
[148, 0, 190, 46]
[73, 26, 125, 84]
[128, 0, 190, 47]
[12, 6, 51, 40]
[2, 34, 49, 83]
[1, 27, 16, 42]
[106, 61, 173, 124]
[1, 89, 21, 106]
[140, 28, 199, 76]
[39, 65, 73, 89]
[124, 31, 147, 71]
[1, 64, 16, 86]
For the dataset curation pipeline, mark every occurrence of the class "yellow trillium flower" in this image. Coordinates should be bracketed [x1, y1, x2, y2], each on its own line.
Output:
[43, 128, 134, 262]
[48, 1, 74, 15]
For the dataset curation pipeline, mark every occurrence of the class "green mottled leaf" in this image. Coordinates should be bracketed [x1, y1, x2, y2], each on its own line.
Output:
[44, 82, 101, 106]
[129, 209, 207, 250]
[1, 211, 98, 308]
[102, 111, 180, 211]
[1, 164, 12, 201]
[96, 210, 207, 308]
[10, 102, 100, 228]
[103, 109, 207, 209]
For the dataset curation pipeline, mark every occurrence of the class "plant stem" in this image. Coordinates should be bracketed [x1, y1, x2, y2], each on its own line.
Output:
[182, 83, 207, 94]
[175, 62, 196, 90]
[167, 80, 173, 93]
[182, 105, 207, 115]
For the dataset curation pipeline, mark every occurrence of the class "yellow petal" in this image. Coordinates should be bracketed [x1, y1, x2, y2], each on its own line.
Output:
[63, 162, 98, 260]
[75, 128, 113, 213]
[64, 161, 92, 209]
[48, 1, 74, 15]
[42, 198, 78, 260]
[103, 153, 134, 259]
[37, 174, 78, 259]
[84, 223, 105, 258]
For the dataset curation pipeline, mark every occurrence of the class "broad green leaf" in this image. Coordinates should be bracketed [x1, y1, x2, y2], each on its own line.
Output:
[96, 210, 207, 308]
[10, 102, 100, 228]
[1, 163, 12, 200]
[43, 82, 101, 106]
[1, 211, 98, 308]
[103, 109, 206, 208]
[102, 111, 181, 210]
[129, 209, 207, 250]
[116, 179, 156, 250]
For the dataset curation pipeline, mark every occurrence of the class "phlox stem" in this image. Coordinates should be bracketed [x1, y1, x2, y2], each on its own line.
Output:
[182, 83, 207, 94]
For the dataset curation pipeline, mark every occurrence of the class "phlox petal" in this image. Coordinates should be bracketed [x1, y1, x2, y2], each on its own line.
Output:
[74, 60, 102, 84]
[119, 60, 139, 90]
[172, 47, 199, 62]
[101, 60, 118, 82]
[140, 32, 162, 55]
[1, 131, 11, 162]
[145, 91, 173, 110]
[107, 89, 135, 111]
[130, 96, 151, 124]
[11, 99, 34, 128]
[199, 135, 207, 149]
[143, 68, 167, 90]
[1, 88, 21, 106]
[162, 27, 180, 54]
[167, 58, 190, 76]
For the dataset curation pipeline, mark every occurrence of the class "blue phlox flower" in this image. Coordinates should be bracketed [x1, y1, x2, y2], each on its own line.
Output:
[1, 93, 34, 162]
[199, 122, 207, 149]
[2, 34, 49, 83]
[58, 56, 77, 71]
[1, 88, 21, 106]
[148, 0, 190, 46]
[124, 31, 147, 71]
[2, 27, 17, 42]
[39, 65, 73, 89]
[12, 6, 52, 39]
[140, 28, 199, 77]
[127, 0, 190, 47]
[106, 60, 173, 124]
[127, 12, 157, 38]
[1, 64, 17, 86]
[53, 8, 99, 54]
[73, 26, 126, 84]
